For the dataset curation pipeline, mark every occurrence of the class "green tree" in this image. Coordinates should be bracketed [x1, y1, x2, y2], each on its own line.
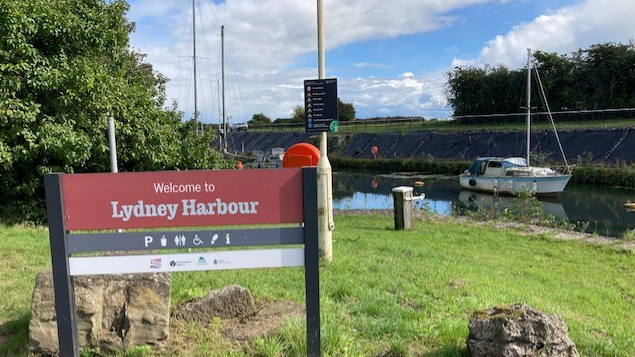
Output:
[447, 42, 635, 120]
[338, 98, 356, 121]
[290, 105, 304, 123]
[579, 42, 635, 109]
[446, 66, 488, 117]
[533, 50, 581, 110]
[446, 64, 525, 119]
[0, 0, 228, 223]
[287, 99, 356, 124]
[249, 113, 271, 124]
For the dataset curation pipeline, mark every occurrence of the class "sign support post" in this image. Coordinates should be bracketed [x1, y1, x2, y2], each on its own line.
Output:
[44, 174, 79, 357]
[303, 168, 320, 356]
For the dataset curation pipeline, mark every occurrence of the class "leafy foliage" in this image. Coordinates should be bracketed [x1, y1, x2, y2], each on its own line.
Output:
[337, 98, 356, 121]
[446, 65, 525, 116]
[0, 0, 229, 223]
[331, 156, 469, 175]
[290, 105, 304, 123]
[249, 112, 272, 124]
[446, 42, 635, 121]
[286, 98, 356, 124]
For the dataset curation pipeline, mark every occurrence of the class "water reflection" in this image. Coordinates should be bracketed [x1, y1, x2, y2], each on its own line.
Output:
[457, 191, 568, 221]
[332, 171, 635, 237]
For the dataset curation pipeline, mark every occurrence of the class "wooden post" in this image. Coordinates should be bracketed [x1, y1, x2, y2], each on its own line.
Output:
[392, 186, 413, 230]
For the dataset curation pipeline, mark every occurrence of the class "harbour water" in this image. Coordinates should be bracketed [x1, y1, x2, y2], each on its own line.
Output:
[332, 171, 635, 237]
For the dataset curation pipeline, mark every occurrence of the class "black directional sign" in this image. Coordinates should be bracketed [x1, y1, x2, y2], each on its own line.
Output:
[67, 227, 305, 253]
[304, 78, 338, 133]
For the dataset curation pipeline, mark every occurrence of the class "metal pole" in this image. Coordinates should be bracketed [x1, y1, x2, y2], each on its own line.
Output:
[218, 78, 222, 150]
[193, 0, 199, 135]
[302, 167, 321, 357]
[108, 117, 118, 173]
[45, 174, 79, 357]
[221, 25, 227, 153]
[526, 48, 531, 164]
[316, 0, 333, 261]
[108, 117, 122, 234]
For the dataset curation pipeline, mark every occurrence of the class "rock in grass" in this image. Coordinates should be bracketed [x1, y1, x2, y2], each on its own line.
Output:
[174, 285, 257, 322]
[29, 269, 171, 355]
[467, 304, 579, 357]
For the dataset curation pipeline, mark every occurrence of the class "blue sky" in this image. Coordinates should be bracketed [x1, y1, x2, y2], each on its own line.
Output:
[125, 0, 634, 122]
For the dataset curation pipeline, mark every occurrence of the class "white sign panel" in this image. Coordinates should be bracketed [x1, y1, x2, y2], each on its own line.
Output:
[69, 248, 304, 276]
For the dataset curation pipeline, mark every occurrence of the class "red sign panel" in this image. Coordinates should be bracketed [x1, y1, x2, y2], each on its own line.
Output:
[61, 168, 304, 231]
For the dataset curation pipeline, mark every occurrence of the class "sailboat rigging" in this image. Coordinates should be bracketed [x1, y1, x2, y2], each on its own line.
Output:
[185, 0, 242, 154]
[192, 0, 201, 135]
[458, 48, 573, 197]
[220, 25, 227, 152]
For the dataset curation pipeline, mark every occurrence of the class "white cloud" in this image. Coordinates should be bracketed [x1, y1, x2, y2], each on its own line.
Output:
[128, 0, 486, 119]
[127, 0, 634, 120]
[477, 0, 635, 69]
[346, 72, 449, 118]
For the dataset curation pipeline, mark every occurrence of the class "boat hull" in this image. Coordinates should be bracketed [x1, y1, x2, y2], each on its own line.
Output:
[459, 174, 571, 197]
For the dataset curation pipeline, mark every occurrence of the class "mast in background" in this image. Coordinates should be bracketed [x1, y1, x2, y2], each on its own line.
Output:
[217, 78, 222, 150]
[192, 0, 200, 135]
[221, 25, 227, 152]
[526, 48, 531, 164]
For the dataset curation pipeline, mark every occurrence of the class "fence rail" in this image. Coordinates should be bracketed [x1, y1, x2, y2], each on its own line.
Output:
[240, 108, 635, 132]
[453, 108, 635, 124]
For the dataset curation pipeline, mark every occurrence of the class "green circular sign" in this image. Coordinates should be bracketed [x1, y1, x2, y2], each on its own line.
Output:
[329, 120, 339, 132]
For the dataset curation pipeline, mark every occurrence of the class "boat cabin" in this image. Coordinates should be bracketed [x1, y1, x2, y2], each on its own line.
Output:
[466, 157, 528, 177]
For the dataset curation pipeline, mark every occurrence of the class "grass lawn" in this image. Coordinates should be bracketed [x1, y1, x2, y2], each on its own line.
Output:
[1, 215, 634, 357]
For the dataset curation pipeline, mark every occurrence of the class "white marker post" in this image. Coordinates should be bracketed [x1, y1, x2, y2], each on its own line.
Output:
[108, 117, 122, 233]
[108, 117, 118, 173]
[316, 0, 333, 261]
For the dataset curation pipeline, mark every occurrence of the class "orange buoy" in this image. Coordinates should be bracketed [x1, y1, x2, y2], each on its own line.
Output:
[282, 143, 320, 168]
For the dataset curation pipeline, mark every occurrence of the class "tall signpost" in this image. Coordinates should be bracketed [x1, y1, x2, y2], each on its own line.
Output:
[45, 168, 321, 357]
[314, 0, 334, 261]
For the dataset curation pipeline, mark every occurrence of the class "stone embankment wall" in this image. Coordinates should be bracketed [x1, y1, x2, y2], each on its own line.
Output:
[221, 129, 635, 164]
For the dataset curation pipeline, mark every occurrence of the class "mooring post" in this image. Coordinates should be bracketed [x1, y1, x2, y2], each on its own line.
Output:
[392, 186, 413, 230]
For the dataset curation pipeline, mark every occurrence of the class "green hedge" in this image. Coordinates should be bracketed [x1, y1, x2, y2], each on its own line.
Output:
[330, 157, 470, 175]
[571, 165, 635, 187]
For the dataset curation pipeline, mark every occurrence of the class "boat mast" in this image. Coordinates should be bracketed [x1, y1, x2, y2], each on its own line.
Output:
[221, 25, 227, 152]
[526, 48, 531, 164]
[192, 0, 199, 135]
[217, 78, 221, 150]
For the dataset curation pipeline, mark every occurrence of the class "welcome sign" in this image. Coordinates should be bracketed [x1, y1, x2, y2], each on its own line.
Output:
[45, 167, 320, 357]
[61, 169, 304, 230]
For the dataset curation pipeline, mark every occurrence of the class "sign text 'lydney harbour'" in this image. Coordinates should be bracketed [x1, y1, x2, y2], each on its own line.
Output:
[111, 180, 259, 222]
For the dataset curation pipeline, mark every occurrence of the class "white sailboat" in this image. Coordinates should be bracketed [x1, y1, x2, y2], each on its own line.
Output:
[459, 49, 573, 197]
